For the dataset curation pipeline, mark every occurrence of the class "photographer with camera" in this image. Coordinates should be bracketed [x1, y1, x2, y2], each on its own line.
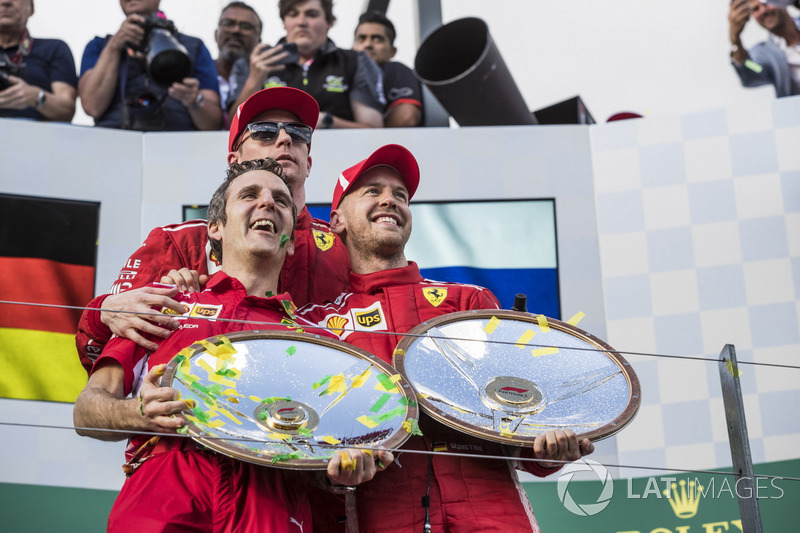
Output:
[79, 0, 222, 131]
[227, 0, 384, 129]
[729, 0, 800, 97]
[0, 0, 77, 122]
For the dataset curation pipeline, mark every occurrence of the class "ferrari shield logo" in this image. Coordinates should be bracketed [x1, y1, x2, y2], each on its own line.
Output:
[423, 287, 448, 307]
[313, 229, 335, 251]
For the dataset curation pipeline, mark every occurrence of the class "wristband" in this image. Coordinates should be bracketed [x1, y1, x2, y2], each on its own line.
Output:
[35, 89, 46, 109]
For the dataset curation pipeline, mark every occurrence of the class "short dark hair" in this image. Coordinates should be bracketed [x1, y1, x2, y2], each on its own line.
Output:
[279, 0, 336, 25]
[208, 158, 297, 263]
[220, 2, 263, 35]
[357, 11, 396, 45]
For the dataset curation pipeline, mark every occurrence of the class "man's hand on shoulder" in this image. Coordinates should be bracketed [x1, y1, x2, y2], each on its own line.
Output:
[100, 286, 183, 351]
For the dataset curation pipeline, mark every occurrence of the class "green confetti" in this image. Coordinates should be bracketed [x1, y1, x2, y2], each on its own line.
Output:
[176, 425, 190, 435]
[312, 375, 332, 390]
[286, 345, 297, 356]
[257, 410, 268, 420]
[271, 451, 303, 464]
[265, 291, 274, 297]
[744, 59, 763, 74]
[192, 406, 211, 424]
[370, 393, 392, 413]
[399, 397, 417, 407]
[280, 234, 290, 248]
[296, 427, 313, 437]
[405, 419, 423, 436]
[261, 396, 291, 404]
[375, 373, 396, 392]
[371, 406, 406, 423]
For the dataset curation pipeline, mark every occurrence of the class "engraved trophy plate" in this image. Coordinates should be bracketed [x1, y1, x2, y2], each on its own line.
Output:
[394, 310, 640, 445]
[162, 330, 418, 469]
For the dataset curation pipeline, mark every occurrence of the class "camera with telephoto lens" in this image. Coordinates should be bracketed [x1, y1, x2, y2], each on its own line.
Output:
[130, 12, 193, 88]
[0, 53, 26, 91]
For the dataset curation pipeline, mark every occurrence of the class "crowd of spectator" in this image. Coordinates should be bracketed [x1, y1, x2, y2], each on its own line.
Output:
[0, 0, 423, 130]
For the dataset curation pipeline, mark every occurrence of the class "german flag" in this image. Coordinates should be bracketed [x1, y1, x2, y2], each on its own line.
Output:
[0, 194, 99, 403]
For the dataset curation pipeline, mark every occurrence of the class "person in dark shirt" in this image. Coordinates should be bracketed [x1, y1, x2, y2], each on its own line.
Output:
[78, 0, 222, 131]
[0, 0, 77, 121]
[214, 1, 262, 117]
[228, 0, 385, 129]
[353, 11, 423, 128]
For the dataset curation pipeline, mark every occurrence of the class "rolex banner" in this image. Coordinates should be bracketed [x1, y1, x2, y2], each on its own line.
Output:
[524, 458, 799, 532]
[0, 194, 99, 402]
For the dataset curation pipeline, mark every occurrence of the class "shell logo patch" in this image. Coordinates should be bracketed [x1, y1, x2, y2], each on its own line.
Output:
[189, 304, 222, 319]
[162, 303, 193, 317]
[313, 229, 335, 251]
[326, 315, 349, 336]
[423, 287, 448, 307]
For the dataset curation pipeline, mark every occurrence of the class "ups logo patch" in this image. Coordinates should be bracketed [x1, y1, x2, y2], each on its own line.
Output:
[355, 308, 383, 328]
[190, 304, 222, 318]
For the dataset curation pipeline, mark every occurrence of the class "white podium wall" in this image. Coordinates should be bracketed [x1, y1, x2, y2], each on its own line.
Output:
[0, 96, 797, 492]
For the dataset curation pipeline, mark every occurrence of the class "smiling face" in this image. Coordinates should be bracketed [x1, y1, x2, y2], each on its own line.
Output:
[229, 109, 312, 205]
[331, 166, 411, 271]
[282, 0, 332, 59]
[353, 22, 395, 65]
[216, 5, 262, 63]
[209, 169, 296, 270]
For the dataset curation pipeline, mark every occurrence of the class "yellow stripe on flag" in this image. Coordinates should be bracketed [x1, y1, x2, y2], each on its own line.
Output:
[0, 327, 87, 403]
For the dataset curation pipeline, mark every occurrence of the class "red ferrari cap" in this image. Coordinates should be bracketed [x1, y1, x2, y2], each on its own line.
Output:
[332, 144, 420, 210]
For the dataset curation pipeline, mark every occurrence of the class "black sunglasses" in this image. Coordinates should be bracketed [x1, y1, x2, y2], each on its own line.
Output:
[219, 18, 258, 32]
[239, 121, 313, 149]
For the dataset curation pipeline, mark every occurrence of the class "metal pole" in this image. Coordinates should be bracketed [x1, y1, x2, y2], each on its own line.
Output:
[718, 344, 763, 533]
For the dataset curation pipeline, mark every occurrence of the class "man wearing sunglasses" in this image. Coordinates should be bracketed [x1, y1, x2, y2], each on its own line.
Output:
[214, 2, 262, 115]
[729, 0, 800, 97]
[75, 87, 350, 374]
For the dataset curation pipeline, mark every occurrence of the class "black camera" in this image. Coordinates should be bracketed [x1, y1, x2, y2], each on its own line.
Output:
[131, 13, 193, 88]
[0, 53, 26, 91]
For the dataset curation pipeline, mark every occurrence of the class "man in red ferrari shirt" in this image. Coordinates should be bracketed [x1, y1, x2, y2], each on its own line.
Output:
[299, 144, 594, 532]
[75, 86, 350, 372]
[73, 157, 389, 532]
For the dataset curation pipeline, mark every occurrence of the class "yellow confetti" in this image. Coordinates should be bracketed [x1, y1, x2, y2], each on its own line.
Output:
[725, 359, 742, 378]
[249, 395, 263, 403]
[567, 311, 586, 326]
[328, 374, 347, 394]
[182, 399, 196, 410]
[531, 347, 559, 357]
[320, 435, 341, 445]
[210, 406, 242, 425]
[389, 374, 402, 384]
[222, 389, 244, 398]
[207, 373, 237, 387]
[515, 329, 536, 348]
[197, 359, 216, 376]
[393, 348, 406, 359]
[357, 415, 379, 429]
[484, 316, 501, 334]
[351, 368, 372, 388]
[340, 451, 356, 471]
[205, 419, 226, 428]
[536, 315, 550, 333]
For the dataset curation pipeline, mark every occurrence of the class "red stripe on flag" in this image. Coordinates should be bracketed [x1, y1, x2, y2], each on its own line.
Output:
[0, 256, 94, 334]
